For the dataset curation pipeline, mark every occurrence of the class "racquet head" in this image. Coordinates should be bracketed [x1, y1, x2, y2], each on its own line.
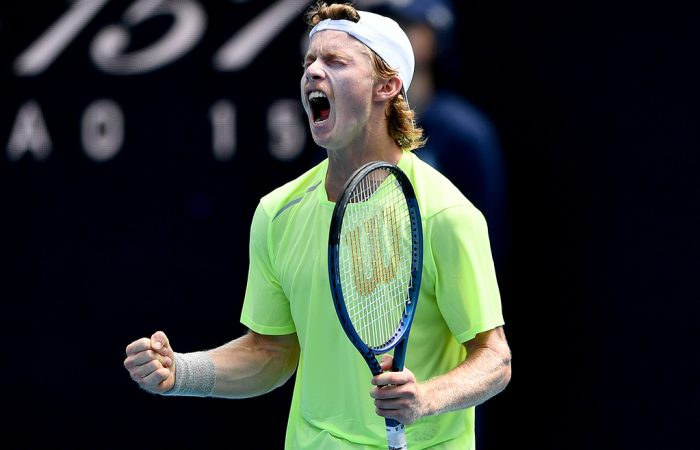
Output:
[328, 161, 423, 374]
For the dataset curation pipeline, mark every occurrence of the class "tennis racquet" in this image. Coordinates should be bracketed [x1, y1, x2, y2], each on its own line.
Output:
[328, 161, 423, 450]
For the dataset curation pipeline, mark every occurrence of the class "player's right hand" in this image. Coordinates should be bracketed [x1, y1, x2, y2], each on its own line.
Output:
[123, 330, 175, 394]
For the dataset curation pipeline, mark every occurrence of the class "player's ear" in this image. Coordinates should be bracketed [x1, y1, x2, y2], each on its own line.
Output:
[373, 75, 402, 102]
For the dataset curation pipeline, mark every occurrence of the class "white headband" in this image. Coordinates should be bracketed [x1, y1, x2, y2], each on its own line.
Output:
[308, 10, 415, 95]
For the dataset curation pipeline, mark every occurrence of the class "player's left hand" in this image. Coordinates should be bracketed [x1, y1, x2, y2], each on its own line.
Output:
[370, 354, 424, 425]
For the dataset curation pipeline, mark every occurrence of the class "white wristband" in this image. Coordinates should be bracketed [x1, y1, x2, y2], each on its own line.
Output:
[164, 351, 216, 397]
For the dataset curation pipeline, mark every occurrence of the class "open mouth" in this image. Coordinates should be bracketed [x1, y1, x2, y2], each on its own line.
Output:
[308, 91, 330, 123]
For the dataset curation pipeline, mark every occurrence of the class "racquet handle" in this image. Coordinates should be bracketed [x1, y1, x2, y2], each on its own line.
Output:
[385, 419, 407, 450]
[386, 343, 408, 449]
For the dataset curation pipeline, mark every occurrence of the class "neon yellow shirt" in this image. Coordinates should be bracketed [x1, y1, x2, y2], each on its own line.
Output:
[241, 150, 504, 449]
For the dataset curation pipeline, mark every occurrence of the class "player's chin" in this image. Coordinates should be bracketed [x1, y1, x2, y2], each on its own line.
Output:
[308, 124, 334, 147]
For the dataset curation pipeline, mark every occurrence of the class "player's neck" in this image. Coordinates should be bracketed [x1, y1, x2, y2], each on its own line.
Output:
[325, 136, 403, 202]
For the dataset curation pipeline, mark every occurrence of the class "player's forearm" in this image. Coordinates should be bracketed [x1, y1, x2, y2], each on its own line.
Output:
[208, 331, 300, 398]
[420, 339, 511, 416]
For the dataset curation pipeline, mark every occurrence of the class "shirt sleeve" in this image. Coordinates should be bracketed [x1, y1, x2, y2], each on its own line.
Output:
[429, 203, 504, 343]
[239, 202, 296, 335]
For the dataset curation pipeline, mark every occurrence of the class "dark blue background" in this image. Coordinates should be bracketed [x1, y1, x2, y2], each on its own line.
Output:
[1, 1, 697, 448]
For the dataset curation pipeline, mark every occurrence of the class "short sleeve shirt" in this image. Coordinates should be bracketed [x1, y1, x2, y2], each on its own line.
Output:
[240, 151, 504, 449]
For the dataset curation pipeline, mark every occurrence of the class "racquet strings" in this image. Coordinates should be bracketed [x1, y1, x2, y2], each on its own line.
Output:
[338, 168, 413, 350]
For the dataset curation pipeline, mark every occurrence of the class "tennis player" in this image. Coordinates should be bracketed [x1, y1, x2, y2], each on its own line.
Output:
[123, 2, 511, 448]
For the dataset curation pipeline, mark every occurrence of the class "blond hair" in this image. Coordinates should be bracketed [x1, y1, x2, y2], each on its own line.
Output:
[304, 2, 426, 151]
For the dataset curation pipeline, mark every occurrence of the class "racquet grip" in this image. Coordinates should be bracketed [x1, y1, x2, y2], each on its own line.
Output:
[385, 419, 407, 450]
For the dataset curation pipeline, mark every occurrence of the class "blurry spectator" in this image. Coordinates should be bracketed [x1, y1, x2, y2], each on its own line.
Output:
[361, 0, 508, 270]
[359, 2, 508, 446]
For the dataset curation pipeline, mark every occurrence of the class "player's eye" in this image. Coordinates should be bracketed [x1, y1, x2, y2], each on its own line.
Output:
[302, 56, 316, 70]
[328, 57, 347, 66]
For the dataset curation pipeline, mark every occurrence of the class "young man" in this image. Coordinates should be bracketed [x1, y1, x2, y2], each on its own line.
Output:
[123, 2, 511, 449]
